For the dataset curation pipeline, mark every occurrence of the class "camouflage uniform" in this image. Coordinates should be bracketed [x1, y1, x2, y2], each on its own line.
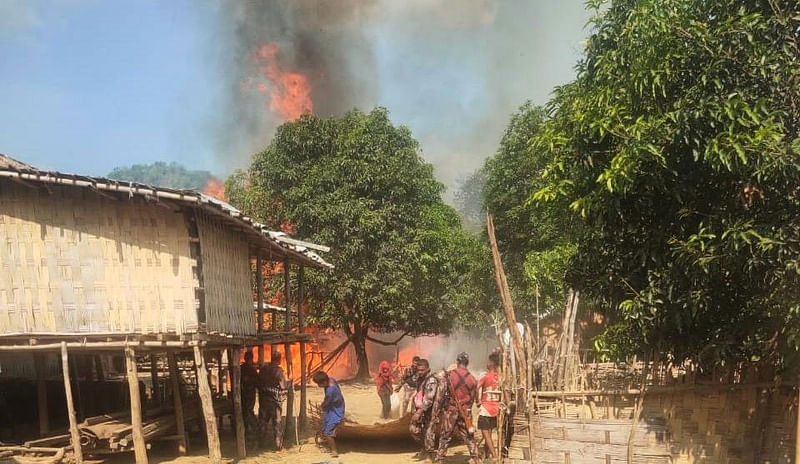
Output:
[409, 371, 440, 454]
[436, 368, 480, 462]
[258, 362, 285, 449]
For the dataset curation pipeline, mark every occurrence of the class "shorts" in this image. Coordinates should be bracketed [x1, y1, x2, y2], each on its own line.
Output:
[322, 414, 343, 437]
[477, 415, 497, 430]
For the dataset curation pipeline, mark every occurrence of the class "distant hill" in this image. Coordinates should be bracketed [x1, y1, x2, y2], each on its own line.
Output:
[107, 162, 213, 190]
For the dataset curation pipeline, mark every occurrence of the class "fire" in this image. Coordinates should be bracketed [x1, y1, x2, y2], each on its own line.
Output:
[251, 43, 313, 121]
[203, 177, 226, 201]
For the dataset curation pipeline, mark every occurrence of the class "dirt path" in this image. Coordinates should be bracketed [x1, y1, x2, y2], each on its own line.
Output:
[120, 383, 475, 464]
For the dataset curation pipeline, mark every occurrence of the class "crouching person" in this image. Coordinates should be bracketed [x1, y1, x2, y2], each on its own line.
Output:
[313, 371, 345, 458]
[410, 359, 439, 462]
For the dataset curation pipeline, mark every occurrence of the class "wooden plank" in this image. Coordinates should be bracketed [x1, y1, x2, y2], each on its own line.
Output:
[167, 352, 187, 455]
[35, 353, 49, 436]
[125, 347, 148, 464]
[298, 265, 307, 431]
[61, 342, 83, 464]
[194, 346, 222, 461]
[230, 347, 246, 458]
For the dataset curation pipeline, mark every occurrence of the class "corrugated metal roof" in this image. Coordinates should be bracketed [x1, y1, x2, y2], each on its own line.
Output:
[0, 154, 333, 269]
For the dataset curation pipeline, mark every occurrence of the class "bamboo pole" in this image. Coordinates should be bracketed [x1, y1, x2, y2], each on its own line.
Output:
[194, 346, 222, 462]
[61, 343, 83, 464]
[230, 348, 246, 458]
[125, 347, 148, 464]
[298, 265, 308, 431]
[35, 353, 49, 436]
[167, 352, 187, 455]
[487, 213, 527, 389]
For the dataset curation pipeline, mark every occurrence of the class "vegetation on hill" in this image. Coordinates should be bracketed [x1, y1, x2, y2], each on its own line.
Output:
[108, 162, 213, 190]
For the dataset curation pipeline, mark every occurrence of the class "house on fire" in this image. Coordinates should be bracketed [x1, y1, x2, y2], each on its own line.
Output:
[0, 154, 330, 463]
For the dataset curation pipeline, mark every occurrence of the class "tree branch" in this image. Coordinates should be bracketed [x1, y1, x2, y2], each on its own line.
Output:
[366, 331, 410, 346]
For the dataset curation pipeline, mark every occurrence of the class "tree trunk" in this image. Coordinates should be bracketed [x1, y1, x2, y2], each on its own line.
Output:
[352, 323, 370, 380]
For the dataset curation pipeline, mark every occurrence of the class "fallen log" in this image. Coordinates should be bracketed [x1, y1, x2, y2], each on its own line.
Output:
[309, 403, 414, 441]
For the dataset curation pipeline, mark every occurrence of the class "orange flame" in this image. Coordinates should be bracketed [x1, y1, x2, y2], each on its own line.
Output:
[252, 43, 313, 121]
[203, 178, 226, 201]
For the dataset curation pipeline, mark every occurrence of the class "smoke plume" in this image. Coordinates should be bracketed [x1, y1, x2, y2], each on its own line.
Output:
[215, 1, 589, 193]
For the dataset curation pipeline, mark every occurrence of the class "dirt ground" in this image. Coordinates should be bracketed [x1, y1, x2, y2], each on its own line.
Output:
[110, 383, 476, 464]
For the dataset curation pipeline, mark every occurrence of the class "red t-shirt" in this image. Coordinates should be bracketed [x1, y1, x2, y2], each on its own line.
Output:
[478, 371, 501, 417]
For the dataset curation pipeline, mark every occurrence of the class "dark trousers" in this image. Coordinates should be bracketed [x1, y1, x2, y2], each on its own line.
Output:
[379, 391, 392, 418]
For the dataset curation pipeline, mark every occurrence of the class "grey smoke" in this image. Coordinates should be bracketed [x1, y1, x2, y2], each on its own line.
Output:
[214, 1, 590, 195]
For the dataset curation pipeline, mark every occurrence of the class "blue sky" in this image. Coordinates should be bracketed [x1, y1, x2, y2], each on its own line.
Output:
[0, 1, 589, 186]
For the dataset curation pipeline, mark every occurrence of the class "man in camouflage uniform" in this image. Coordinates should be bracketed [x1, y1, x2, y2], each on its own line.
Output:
[258, 350, 287, 450]
[409, 358, 440, 461]
[436, 352, 481, 464]
[396, 356, 421, 414]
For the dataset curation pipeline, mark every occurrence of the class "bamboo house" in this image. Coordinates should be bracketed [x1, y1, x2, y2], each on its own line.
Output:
[0, 154, 331, 463]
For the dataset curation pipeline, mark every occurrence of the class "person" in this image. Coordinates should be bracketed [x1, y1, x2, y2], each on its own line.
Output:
[376, 360, 394, 419]
[477, 352, 501, 461]
[409, 358, 440, 462]
[396, 356, 421, 414]
[240, 350, 259, 433]
[436, 352, 481, 464]
[258, 349, 286, 449]
[313, 371, 345, 458]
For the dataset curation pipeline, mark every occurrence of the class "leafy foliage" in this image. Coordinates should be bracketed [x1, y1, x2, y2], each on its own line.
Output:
[228, 108, 486, 377]
[534, 0, 800, 369]
[108, 162, 213, 190]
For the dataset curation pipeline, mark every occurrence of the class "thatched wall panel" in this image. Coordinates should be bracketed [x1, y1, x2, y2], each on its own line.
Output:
[0, 182, 198, 334]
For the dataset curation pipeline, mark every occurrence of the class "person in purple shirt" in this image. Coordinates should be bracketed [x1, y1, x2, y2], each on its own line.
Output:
[313, 371, 345, 458]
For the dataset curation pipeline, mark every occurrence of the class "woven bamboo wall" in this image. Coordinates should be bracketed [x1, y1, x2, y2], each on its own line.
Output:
[0, 181, 198, 334]
[530, 386, 797, 463]
[196, 211, 253, 336]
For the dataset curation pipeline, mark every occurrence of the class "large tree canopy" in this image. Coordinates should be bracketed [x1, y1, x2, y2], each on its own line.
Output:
[227, 108, 484, 378]
[534, 0, 800, 369]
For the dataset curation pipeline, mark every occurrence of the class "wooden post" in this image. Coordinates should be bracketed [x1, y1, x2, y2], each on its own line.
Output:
[35, 354, 49, 436]
[150, 354, 160, 406]
[70, 354, 84, 421]
[194, 346, 222, 462]
[257, 255, 266, 366]
[61, 342, 83, 464]
[284, 342, 295, 445]
[284, 258, 291, 331]
[795, 375, 800, 464]
[298, 265, 308, 430]
[167, 352, 187, 455]
[230, 348, 246, 458]
[125, 347, 148, 464]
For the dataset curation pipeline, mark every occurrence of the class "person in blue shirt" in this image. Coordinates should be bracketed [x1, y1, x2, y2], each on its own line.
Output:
[313, 371, 345, 458]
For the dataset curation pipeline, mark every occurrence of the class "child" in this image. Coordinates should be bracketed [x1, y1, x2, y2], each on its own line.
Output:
[375, 360, 394, 418]
[312, 371, 345, 458]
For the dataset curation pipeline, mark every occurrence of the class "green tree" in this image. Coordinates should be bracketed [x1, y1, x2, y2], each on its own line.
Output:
[108, 162, 213, 190]
[229, 108, 484, 378]
[534, 0, 800, 369]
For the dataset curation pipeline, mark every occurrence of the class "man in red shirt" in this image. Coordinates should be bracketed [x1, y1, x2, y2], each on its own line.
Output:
[477, 352, 501, 460]
[436, 352, 481, 463]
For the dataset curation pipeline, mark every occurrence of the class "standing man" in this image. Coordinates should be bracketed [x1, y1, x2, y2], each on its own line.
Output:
[258, 349, 286, 450]
[376, 360, 395, 419]
[477, 352, 502, 461]
[313, 371, 345, 458]
[240, 350, 259, 434]
[410, 358, 440, 462]
[437, 352, 481, 464]
[396, 356, 421, 414]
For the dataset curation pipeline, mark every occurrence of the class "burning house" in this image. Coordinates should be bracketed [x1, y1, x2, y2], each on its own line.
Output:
[0, 154, 331, 463]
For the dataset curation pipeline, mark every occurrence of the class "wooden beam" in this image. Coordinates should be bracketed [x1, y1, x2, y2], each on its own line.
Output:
[230, 348, 246, 458]
[194, 346, 222, 462]
[35, 354, 49, 436]
[125, 347, 148, 464]
[60, 342, 83, 464]
[284, 342, 295, 445]
[150, 354, 160, 406]
[298, 265, 308, 431]
[167, 352, 187, 455]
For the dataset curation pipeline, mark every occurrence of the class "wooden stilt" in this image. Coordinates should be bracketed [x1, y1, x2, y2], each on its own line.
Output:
[795, 375, 800, 464]
[94, 355, 105, 382]
[194, 346, 222, 462]
[61, 342, 83, 464]
[230, 348, 246, 458]
[257, 255, 266, 366]
[298, 265, 307, 430]
[283, 258, 291, 330]
[284, 342, 295, 445]
[35, 354, 49, 436]
[70, 355, 84, 421]
[167, 352, 187, 455]
[150, 354, 160, 406]
[125, 347, 148, 464]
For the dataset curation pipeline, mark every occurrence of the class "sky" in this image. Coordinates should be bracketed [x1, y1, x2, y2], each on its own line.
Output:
[0, 0, 591, 193]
